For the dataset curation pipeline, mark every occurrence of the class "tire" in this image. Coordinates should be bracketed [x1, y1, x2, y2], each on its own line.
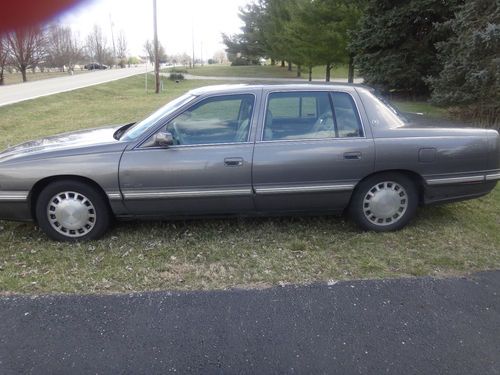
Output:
[35, 180, 111, 242]
[349, 173, 418, 232]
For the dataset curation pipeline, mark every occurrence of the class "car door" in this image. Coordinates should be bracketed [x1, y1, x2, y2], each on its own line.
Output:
[119, 93, 257, 217]
[252, 89, 375, 212]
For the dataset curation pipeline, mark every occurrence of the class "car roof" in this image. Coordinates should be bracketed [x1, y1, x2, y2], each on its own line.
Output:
[189, 83, 369, 96]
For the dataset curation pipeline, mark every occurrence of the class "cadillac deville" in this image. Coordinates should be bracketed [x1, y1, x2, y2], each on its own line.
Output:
[0, 84, 499, 241]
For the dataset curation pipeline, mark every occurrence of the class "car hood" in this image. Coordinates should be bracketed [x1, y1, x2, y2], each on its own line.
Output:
[0, 124, 132, 162]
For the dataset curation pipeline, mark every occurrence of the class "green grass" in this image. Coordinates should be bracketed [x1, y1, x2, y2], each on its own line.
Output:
[393, 100, 450, 118]
[167, 64, 355, 81]
[0, 75, 498, 295]
[1, 70, 91, 85]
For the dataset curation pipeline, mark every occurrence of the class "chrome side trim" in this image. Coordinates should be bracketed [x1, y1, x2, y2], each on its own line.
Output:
[255, 184, 355, 195]
[426, 175, 485, 185]
[486, 173, 500, 181]
[0, 191, 29, 202]
[106, 192, 123, 200]
[123, 188, 252, 200]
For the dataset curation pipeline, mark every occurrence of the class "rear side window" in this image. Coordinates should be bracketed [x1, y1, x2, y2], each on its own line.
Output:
[331, 92, 364, 138]
[264, 92, 333, 141]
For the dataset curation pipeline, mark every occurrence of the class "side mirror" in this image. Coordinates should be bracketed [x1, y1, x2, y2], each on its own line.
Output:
[154, 131, 174, 147]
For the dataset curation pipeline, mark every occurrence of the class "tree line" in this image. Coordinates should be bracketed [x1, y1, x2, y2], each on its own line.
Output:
[0, 23, 132, 84]
[224, 0, 499, 125]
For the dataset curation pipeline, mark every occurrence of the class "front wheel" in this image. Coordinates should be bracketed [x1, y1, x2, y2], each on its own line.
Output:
[349, 173, 418, 232]
[35, 180, 111, 241]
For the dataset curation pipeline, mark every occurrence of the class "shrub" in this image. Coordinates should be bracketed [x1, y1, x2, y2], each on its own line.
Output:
[169, 73, 185, 81]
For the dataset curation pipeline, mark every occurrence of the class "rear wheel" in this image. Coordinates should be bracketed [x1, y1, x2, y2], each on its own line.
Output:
[349, 173, 418, 232]
[35, 180, 111, 241]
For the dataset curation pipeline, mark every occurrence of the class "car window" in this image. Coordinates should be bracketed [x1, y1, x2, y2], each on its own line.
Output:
[330, 92, 364, 138]
[122, 93, 196, 141]
[165, 94, 254, 145]
[264, 92, 334, 141]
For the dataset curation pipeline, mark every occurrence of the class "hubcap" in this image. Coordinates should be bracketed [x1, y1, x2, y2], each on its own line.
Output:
[363, 181, 408, 226]
[47, 191, 96, 238]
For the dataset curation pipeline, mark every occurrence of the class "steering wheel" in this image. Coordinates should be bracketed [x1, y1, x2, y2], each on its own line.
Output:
[167, 122, 184, 145]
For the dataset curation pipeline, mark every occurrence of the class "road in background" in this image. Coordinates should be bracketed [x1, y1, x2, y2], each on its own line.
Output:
[0, 66, 148, 107]
[1, 272, 498, 374]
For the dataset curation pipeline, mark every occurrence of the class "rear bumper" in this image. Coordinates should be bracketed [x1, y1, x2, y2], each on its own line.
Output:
[424, 180, 497, 205]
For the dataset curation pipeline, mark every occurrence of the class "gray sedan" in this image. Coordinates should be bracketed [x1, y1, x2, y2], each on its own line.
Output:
[0, 84, 499, 241]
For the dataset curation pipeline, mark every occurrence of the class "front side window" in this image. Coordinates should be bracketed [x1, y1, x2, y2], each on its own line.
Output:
[164, 94, 254, 145]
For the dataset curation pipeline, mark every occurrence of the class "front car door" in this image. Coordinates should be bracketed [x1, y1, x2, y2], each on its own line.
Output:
[252, 88, 375, 212]
[119, 91, 259, 217]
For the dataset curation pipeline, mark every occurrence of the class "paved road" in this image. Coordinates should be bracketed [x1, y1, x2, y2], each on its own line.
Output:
[0, 66, 148, 107]
[1, 271, 499, 374]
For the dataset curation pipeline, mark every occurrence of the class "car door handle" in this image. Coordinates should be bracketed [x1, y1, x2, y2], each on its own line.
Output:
[224, 157, 244, 167]
[344, 152, 362, 160]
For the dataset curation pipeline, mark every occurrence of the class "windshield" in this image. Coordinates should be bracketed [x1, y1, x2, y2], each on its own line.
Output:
[121, 93, 196, 140]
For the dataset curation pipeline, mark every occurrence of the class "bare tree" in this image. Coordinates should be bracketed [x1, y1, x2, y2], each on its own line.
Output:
[46, 24, 83, 72]
[116, 31, 127, 68]
[0, 35, 10, 85]
[144, 40, 154, 64]
[213, 50, 226, 64]
[86, 25, 107, 65]
[7, 27, 46, 82]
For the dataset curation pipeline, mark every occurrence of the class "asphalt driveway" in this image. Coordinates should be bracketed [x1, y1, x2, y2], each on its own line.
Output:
[1, 271, 499, 374]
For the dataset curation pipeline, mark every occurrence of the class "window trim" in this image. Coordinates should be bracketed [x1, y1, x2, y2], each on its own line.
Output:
[259, 90, 366, 143]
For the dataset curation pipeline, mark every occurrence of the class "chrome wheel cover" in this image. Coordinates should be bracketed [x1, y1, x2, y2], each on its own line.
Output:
[47, 191, 96, 238]
[363, 181, 408, 226]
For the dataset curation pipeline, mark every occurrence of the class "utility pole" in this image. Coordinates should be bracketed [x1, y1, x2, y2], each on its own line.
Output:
[109, 14, 116, 68]
[191, 21, 195, 68]
[153, 0, 160, 94]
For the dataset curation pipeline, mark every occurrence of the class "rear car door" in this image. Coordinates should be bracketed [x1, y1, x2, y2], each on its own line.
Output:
[119, 93, 258, 217]
[252, 89, 375, 212]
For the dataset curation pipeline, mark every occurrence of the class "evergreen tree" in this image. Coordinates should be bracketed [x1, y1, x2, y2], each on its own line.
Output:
[351, 0, 462, 96]
[429, 0, 499, 126]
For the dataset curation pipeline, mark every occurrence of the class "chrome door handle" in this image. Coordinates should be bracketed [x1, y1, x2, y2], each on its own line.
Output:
[344, 152, 362, 160]
[224, 157, 244, 167]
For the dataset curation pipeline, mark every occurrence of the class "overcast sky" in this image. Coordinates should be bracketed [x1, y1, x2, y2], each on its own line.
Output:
[58, 0, 250, 59]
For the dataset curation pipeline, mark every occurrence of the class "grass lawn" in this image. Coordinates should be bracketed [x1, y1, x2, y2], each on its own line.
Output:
[0, 75, 498, 294]
[1, 69, 91, 85]
[167, 64, 356, 81]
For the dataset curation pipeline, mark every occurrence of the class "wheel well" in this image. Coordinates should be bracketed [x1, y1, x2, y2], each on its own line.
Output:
[29, 175, 111, 221]
[352, 170, 426, 205]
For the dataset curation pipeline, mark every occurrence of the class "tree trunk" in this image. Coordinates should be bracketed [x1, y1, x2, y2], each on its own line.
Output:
[281, 60, 285, 68]
[326, 63, 332, 82]
[271, 59, 275, 66]
[297, 65, 301, 78]
[348, 54, 355, 84]
[308, 66, 313, 82]
[21, 66, 27, 82]
[288, 61, 292, 71]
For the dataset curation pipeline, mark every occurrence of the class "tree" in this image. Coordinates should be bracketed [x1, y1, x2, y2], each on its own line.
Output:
[7, 26, 46, 82]
[213, 50, 226, 64]
[116, 31, 128, 68]
[86, 25, 108, 65]
[222, 2, 267, 65]
[144, 40, 154, 64]
[351, 0, 463, 96]
[0, 35, 9, 85]
[46, 24, 83, 72]
[429, 0, 499, 126]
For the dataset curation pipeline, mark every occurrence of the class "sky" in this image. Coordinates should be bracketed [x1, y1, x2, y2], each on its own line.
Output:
[57, 0, 250, 59]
